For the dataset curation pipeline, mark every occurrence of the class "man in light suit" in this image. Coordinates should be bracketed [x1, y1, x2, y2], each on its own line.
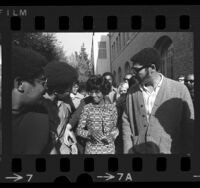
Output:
[122, 48, 194, 154]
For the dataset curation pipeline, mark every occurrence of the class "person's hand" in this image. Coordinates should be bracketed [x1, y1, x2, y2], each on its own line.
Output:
[71, 143, 78, 154]
[89, 129, 104, 144]
[64, 127, 77, 146]
[102, 134, 114, 145]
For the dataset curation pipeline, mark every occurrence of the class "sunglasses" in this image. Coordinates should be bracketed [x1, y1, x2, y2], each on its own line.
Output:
[131, 65, 149, 74]
[185, 80, 194, 83]
[123, 78, 129, 81]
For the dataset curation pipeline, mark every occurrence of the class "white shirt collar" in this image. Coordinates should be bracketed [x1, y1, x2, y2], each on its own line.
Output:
[140, 73, 163, 93]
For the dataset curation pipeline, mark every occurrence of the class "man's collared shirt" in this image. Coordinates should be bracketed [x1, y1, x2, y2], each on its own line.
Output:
[139, 74, 164, 121]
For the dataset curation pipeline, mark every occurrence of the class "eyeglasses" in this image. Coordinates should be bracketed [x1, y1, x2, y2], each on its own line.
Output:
[131, 65, 149, 74]
[185, 80, 194, 83]
[123, 78, 130, 81]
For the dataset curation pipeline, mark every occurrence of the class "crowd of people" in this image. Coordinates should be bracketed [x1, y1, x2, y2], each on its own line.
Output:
[12, 45, 194, 155]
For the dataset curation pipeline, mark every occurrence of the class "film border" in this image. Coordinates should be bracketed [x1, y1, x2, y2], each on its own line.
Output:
[0, 5, 199, 183]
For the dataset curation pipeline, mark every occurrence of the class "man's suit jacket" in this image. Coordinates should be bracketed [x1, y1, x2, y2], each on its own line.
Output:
[122, 76, 194, 154]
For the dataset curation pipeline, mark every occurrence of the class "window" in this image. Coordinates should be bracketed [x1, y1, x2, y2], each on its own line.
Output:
[113, 71, 116, 85]
[113, 42, 116, 59]
[111, 44, 115, 61]
[99, 41, 106, 48]
[125, 62, 131, 74]
[154, 36, 174, 79]
[122, 32, 125, 48]
[161, 44, 174, 79]
[119, 33, 121, 51]
[116, 36, 119, 54]
[118, 67, 122, 84]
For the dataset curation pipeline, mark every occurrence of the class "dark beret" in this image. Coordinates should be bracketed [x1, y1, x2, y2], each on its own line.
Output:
[44, 61, 78, 87]
[130, 48, 161, 68]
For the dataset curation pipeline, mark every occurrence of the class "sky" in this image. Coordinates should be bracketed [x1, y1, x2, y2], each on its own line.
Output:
[55, 32, 109, 68]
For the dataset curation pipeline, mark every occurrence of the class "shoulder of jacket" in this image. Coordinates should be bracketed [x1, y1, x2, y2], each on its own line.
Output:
[24, 112, 49, 123]
[165, 77, 186, 90]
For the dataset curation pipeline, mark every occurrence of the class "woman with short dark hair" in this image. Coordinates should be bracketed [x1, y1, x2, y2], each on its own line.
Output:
[76, 75, 119, 154]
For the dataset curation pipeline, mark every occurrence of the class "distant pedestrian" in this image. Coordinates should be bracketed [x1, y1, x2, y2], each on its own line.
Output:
[78, 82, 88, 97]
[70, 81, 84, 109]
[185, 74, 194, 102]
[103, 72, 117, 104]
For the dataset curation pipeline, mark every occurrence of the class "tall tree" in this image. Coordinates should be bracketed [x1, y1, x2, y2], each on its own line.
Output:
[77, 43, 90, 82]
[12, 33, 66, 62]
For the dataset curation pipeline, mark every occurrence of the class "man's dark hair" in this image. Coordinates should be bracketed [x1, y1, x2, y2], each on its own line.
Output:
[44, 61, 78, 94]
[131, 48, 161, 70]
[86, 75, 111, 96]
[12, 45, 48, 88]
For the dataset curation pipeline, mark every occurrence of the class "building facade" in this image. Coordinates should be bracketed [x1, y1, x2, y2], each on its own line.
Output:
[95, 35, 111, 75]
[109, 32, 194, 85]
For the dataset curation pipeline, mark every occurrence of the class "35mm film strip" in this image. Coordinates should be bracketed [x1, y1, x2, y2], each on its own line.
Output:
[0, 5, 199, 183]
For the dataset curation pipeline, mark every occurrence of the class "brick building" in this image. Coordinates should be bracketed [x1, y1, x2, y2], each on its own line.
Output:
[109, 32, 193, 85]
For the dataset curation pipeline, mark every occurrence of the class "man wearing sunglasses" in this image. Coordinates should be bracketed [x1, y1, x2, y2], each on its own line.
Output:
[122, 48, 194, 154]
[185, 74, 194, 102]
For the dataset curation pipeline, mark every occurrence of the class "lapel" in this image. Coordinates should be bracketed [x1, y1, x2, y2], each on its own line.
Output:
[132, 85, 146, 113]
[151, 76, 167, 115]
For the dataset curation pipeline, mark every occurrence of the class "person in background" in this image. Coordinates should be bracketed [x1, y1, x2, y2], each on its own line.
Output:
[123, 73, 132, 86]
[115, 82, 129, 154]
[178, 75, 185, 84]
[70, 81, 84, 109]
[128, 74, 138, 90]
[116, 81, 129, 100]
[44, 61, 78, 155]
[123, 48, 194, 154]
[185, 74, 194, 102]
[76, 75, 119, 154]
[12, 45, 50, 154]
[78, 82, 88, 97]
[103, 72, 117, 104]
